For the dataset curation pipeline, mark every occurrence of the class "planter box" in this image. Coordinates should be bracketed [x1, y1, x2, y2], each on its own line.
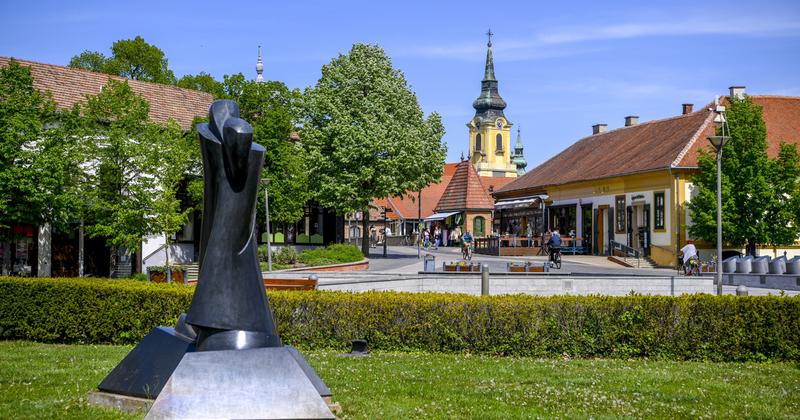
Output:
[507, 263, 546, 273]
[443, 263, 482, 272]
[148, 269, 186, 284]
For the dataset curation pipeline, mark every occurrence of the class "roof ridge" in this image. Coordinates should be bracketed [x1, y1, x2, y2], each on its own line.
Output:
[671, 111, 715, 167]
[0, 56, 213, 99]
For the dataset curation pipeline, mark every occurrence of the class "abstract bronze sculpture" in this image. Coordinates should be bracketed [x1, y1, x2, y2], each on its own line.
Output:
[94, 100, 333, 419]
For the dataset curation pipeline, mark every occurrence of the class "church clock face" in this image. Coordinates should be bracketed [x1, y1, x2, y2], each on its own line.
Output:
[475, 120, 481, 129]
[496, 120, 503, 129]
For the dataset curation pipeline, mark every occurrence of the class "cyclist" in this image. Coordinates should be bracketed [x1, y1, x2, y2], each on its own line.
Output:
[547, 229, 562, 268]
[680, 240, 699, 275]
[461, 230, 474, 260]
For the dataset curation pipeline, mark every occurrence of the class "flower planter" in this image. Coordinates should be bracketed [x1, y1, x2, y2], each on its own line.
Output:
[147, 268, 187, 284]
[507, 262, 546, 273]
[443, 262, 482, 272]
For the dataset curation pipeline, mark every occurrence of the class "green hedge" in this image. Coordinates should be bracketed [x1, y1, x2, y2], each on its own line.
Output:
[1, 276, 798, 361]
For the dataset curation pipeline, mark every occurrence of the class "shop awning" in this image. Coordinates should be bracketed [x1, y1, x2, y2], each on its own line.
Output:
[494, 195, 548, 210]
[424, 211, 460, 221]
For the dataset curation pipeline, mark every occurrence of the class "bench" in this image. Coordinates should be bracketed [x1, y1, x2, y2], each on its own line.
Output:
[263, 278, 318, 291]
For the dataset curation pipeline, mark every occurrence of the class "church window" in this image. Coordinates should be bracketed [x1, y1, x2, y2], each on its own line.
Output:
[496, 134, 503, 152]
[654, 191, 665, 230]
[475, 133, 482, 151]
[474, 216, 485, 237]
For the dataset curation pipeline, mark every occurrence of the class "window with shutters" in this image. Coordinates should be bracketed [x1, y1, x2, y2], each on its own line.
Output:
[615, 195, 626, 233]
[654, 191, 665, 230]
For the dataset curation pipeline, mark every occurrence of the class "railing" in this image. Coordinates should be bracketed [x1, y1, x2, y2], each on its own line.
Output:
[610, 240, 642, 268]
[474, 236, 500, 256]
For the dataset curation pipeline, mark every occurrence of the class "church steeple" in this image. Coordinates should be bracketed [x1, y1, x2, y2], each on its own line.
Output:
[472, 29, 507, 122]
[511, 126, 527, 176]
[255, 45, 264, 83]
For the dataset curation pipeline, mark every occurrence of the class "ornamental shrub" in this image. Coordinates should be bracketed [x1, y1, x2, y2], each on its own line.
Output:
[298, 244, 363, 266]
[0, 276, 798, 361]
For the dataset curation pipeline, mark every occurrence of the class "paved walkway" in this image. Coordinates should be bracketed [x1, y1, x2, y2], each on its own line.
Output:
[367, 245, 679, 276]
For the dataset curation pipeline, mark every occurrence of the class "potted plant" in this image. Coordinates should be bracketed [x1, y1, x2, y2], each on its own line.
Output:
[147, 265, 187, 283]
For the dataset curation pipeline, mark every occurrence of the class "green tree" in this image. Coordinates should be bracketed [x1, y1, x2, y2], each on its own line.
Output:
[68, 50, 108, 72]
[0, 59, 85, 274]
[68, 36, 176, 84]
[302, 43, 447, 255]
[228, 79, 311, 230]
[688, 96, 800, 255]
[177, 72, 225, 98]
[81, 79, 190, 276]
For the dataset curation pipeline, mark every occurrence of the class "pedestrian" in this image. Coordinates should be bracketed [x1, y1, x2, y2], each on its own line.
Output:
[434, 226, 441, 248]
[423, 228, 431, 250]
[527, 223, 534, 247]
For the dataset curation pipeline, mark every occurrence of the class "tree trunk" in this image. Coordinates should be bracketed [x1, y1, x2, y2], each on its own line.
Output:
[109, 245, 118, 278]
[37, 223, 52, 277]
[747, 239, 757, 257]
[361, 209, 370, 257]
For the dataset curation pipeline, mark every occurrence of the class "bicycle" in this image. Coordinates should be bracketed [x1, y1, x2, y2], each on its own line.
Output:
[549, 246, 562, 269]
[683, 257, 701, 276]
[462, 242, 473, 261]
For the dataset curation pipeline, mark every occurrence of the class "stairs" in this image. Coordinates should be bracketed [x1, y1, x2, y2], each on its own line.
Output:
[183, 262, 199, 283]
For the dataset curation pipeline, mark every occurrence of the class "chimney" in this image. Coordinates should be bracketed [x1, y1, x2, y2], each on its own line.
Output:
[729, 86, 746, 99]
[682, 104, 693, 115]
[592, 123, 608, 135]
[624, 116, 639, 127]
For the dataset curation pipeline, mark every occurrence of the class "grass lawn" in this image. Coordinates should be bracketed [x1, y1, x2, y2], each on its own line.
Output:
[1, 341, 798, 419]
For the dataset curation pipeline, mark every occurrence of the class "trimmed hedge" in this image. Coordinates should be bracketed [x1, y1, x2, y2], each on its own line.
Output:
[1, 276, 799, 361]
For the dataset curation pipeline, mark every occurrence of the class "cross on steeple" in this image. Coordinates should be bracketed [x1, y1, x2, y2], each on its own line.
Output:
[486, 28, 493, 47]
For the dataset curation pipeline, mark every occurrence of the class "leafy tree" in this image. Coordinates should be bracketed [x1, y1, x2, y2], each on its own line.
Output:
[177, 72, 225, 98]
[227, 79, 310, 230]
[68, 50, 108, 72]
[688, 96, 800, 255]
[81, 79, 190, 276]
[0, 59, 85, 274]
[302, 43, 447, 255]
[68, 36, 176, 84]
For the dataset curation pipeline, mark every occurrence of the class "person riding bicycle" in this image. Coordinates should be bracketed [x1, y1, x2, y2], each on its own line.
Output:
[547, 229, 562, 266]
[461, 230, 474, 259]
[680, 240, 699, 275]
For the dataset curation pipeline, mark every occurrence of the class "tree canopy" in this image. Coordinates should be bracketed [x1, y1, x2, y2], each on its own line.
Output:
[688, 96, 800, 255]
[302, 43, 447, 253]
[177, 72, 225, 99]
[68, 36, 176, 84]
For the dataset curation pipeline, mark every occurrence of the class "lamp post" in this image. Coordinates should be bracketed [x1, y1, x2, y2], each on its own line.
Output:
[262, 178, 272, 272]
[707, 105, 730, 296]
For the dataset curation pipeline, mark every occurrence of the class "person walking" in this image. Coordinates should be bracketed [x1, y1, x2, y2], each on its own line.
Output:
[434, 226, 442, 249]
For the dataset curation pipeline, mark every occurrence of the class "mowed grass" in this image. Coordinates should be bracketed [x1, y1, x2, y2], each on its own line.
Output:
[1, 341, 799, 419]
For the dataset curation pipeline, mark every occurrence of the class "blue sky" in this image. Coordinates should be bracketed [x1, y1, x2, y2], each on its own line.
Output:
[2, 0, 799, 167]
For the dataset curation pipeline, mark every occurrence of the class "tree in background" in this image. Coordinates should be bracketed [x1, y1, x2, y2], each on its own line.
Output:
[688, 96, 800, 256]
[81, 80, 191, 276]
[68, 36, 176, 84]
[302, 43, 447, 255]
[229, 78, 310, 232]
[177, 72, 225, 99]
[0, 59, 85, 275]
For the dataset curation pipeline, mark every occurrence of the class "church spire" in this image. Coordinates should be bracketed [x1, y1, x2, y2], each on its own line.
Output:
[255, 45, 264, 83]
[472, 29, 506, 121]
[511, 126, 527, 176]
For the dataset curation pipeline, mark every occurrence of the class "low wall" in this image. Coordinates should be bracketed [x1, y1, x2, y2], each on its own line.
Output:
[723, 273, 800, 291]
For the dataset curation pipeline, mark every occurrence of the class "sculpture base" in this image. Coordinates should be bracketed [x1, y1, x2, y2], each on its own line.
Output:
[145, 347, 335, 419]
[87, 390, 152, 414]
[98, 326, 195, 399]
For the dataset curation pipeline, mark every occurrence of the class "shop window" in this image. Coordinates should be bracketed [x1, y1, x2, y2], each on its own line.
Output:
[654, 191, 665, 230]
[615, 195, 626, 233]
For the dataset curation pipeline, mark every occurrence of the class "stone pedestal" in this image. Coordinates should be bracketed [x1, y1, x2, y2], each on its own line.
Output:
[145, 347, 334, 419]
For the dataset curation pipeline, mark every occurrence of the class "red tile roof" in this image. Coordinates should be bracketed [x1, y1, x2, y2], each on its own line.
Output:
[436, 160, 494, 211]
[0, 57, 212, 130]
[479, 176, 515, 193]
[375, 163, 459, 220]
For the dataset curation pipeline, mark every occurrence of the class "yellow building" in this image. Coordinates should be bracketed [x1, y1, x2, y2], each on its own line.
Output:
[468, 33, 519, 179]
[493, 88, 800, 267]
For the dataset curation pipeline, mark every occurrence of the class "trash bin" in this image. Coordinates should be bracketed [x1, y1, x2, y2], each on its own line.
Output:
[423, 254, 436, 272]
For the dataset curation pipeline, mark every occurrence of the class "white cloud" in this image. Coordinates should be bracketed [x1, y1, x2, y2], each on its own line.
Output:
[399, 16, 800, 61]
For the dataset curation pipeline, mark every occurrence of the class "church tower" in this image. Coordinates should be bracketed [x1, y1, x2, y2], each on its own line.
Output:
[468, 30, 516, 178]
[255, 45, 264, 83]
[511, 126, 527, 176]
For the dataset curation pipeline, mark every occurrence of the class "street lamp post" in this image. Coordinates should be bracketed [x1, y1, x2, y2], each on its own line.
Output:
[383, 208, 388, 258]
[707, 104, 730, 296]
[262, 179, 272, 272]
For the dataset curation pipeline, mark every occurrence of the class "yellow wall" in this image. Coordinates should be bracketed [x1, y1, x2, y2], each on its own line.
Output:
[466, 211, 493, 237]
[468, 117, 516, 178]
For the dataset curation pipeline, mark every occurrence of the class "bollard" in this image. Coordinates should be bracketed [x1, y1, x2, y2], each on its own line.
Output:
[308, 274, 318, 283]
[481, 265, 490, 296]
[736, 284, 748, 296]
